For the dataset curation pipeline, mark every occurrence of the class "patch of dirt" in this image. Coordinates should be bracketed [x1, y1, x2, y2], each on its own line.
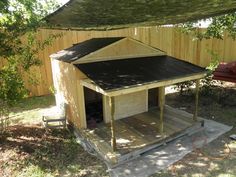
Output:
[0, 125, 108, 177]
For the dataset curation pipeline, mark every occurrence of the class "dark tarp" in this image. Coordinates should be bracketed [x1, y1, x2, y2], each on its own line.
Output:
[76, 56, 206, 91]
[50, 37, 124, 62]
[45, 0, 236, 29]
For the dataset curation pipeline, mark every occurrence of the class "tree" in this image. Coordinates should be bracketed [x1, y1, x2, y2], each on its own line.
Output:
[0, 0, 60, 132]
[178, 13, 236, 40]
[0, 0, 60, 104]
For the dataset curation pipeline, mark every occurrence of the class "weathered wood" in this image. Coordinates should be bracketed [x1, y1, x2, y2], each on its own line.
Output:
[78, 129, 118, 165]
[109, 96, 117, 151]
[45, 0, 236, 28]
[158, 87, 165, 134]
[193, 79, 200, 121]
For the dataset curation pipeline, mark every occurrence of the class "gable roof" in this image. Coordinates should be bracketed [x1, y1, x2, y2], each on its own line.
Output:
[45, 0, 236, 29]
[50, 37, 165, 63]
[50, 37, 124, 62]
[76, 56, 206, 91]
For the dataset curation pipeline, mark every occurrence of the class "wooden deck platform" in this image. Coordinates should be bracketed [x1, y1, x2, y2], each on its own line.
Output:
[79, 105, 202, 165]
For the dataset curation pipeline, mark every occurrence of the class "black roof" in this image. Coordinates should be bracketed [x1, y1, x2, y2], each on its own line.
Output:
[50, 37, 124, 62]
[76, 56, 206, 91]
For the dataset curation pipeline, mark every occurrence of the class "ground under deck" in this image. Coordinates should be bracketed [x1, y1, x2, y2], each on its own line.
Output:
[81, 105, 201, 164]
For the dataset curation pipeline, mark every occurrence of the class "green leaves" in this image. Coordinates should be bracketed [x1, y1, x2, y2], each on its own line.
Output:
[179, 13, 236, 40]
[0, 0, 60, 105]
[0, 63, 28, 105]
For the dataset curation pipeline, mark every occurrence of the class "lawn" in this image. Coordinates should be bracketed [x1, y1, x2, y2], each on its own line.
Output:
[0, 95, 108, 177]
[0, 84, 236, 177]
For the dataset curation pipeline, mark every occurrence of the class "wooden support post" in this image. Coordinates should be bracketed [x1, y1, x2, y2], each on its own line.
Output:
[109, 96, 116, 151]
[193, 79, 200, 121]
[158, 87, 165, 134]
[78, 83, 87, 128]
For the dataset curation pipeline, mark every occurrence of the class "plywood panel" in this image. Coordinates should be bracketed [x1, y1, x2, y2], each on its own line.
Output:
[73, 38, 165, 64]
[51, 58, 87, 128]
[104, 90, 148, 123]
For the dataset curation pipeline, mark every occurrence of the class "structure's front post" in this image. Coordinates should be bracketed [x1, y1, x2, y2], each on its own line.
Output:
[78, 83, 87, 128]
[109, 96, 117, 151]
[193, 79, 200, 121]
[158, 86, 165, 134]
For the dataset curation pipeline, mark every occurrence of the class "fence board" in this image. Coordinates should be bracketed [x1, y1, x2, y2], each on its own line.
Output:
[1, 27, 236, 96]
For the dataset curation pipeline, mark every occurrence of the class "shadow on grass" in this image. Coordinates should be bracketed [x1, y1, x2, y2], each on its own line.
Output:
[157, 85, 236, 177]
[0, 125, 108, 177]
[7, 95, 57, 125]
[166, 86, 236, 126]
[151, 133, 236, 177]
[9, 95, 56, 114]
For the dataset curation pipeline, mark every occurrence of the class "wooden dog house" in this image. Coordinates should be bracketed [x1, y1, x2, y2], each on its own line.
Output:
[50, 37, 206, 164]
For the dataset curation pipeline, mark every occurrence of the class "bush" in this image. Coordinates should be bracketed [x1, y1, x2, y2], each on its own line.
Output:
[175, 50, 221, 95]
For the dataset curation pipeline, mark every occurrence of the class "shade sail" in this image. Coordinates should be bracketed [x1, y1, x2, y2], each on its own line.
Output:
[45, 0, 236, 29]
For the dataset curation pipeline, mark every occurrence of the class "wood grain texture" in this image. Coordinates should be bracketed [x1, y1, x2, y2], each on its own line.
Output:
[73, 38, 165, 64]
[83, 105, 201, 160]
[51, 58, 87, 128]
[3, 27, 236, 96]
[103, 90, 148, 122]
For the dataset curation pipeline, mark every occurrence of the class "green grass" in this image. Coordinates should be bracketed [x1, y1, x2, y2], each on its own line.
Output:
[8, 95, 55, 125]
[151, 88, 236, 177]
[0, 95, 108, 177]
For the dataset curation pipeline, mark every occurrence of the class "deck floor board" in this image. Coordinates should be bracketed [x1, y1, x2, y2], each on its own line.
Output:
[86, 106, 199, 158]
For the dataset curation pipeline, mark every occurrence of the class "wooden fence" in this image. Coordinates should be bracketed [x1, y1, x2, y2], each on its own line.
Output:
[2, 27, 236, 96]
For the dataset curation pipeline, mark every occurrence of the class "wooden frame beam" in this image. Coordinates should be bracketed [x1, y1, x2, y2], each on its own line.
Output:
[80, 79, 107, 95]
[109, 96, 117, 151]
[193, 79, 200, 121]
[106, 73, 206, 97]
[80, 73, 206, 97]
[158, 86, 165, 134]
[78, 83, 87, 128]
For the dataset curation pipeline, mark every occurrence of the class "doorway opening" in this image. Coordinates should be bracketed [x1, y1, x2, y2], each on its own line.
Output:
[84, 87, 103, 129]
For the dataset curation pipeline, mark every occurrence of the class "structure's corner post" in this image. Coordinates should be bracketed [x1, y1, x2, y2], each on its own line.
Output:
[109, 96, 117, 151]
[158, 86, 165, 134]
[193, 79, 200, 121]
[78, 83, 87, 129]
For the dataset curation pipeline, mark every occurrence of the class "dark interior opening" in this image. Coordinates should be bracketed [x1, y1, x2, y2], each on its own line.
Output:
[148, 88, 159, 109]
[84, 87, 103, 129]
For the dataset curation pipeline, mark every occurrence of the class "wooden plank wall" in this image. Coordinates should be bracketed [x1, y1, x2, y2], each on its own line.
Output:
[51, 58, 87, 128]
[1, 27, 236, 96]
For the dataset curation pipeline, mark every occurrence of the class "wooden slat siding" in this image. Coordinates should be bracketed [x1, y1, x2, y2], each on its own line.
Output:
[2, 27, 236, 96]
